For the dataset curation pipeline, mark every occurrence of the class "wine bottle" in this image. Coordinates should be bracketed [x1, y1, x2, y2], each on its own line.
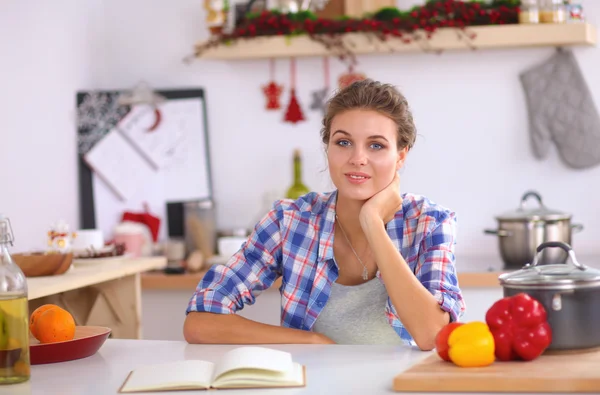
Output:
[285, 149, 310, 199]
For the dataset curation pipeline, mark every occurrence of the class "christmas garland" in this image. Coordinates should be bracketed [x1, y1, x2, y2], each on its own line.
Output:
[193, 0, 520, 64]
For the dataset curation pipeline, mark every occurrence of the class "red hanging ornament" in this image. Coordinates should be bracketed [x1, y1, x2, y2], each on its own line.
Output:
[338, 64, 367, 89]
[284, 58, 305, 124]
[262, 59, 284, 110]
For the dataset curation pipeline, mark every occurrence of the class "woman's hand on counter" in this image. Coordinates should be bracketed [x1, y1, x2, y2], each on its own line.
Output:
[310, 332, 336, 344]
[184, 312, 336, 345]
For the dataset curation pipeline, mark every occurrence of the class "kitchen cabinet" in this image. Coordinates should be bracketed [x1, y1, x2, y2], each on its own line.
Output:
[141, 286, 503, 340]
[140, 254, 600, 340]
[140, 256, 510, 341]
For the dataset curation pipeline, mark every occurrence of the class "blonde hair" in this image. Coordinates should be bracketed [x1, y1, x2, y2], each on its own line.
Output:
[320, 79, 416, 150]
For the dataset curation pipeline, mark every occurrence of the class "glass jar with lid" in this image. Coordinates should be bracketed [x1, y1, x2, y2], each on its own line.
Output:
[540, 0, 567, 23]
[519, 0, 540, 24]
[0, 215, 31, 384]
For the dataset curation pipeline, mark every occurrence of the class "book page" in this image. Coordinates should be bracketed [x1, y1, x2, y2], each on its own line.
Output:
[212, 347, 296, 385]
[119, 360, 214, 393]
[212, 363, 304, 389]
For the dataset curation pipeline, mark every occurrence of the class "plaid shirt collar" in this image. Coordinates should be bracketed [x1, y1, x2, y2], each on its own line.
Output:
[316, 189, 406, 274]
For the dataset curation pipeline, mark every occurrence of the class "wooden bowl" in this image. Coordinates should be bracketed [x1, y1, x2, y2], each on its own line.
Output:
[30, 326, 111, 365]
[12, 252, 73, 277]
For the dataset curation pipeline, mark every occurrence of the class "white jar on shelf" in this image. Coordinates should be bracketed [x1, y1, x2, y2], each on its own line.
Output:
[540, 0, 567, 23]
[519, 0, 540, 24]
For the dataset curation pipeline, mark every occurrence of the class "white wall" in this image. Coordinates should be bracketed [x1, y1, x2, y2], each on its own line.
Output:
[0, 0, 103, 250]
[2, 0, 600, 260]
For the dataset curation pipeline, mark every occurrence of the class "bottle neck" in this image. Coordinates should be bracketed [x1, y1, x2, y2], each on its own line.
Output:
[0, 243, 13, 270]
[293, 156, 302, 184]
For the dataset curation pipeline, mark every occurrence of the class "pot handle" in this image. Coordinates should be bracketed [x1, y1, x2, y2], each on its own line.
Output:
[572, 223, 584, 233]
[484, 229, 511, 237]
[520, 190, 544, 209]
[530, 241, 588, 271]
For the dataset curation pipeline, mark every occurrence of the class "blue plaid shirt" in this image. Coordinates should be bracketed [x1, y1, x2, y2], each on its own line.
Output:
[186, 190, 465, 346]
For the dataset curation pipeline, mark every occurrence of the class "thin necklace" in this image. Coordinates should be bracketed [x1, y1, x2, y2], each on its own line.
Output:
[335, 214, 369, 281]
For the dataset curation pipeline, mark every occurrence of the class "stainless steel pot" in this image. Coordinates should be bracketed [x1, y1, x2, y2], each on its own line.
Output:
[499, 242, 600, 351]
[484, 191, 583, 269]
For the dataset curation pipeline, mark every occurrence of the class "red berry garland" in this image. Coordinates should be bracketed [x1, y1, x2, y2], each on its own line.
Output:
[193, 1, 519, 65]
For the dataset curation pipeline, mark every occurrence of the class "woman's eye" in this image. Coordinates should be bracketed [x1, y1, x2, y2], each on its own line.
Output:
[370, 143, 384, 150]
[336, 139, 351, 147]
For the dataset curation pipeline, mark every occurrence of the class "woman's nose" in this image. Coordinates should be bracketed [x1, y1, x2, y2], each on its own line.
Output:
[349, 148, 367, 166]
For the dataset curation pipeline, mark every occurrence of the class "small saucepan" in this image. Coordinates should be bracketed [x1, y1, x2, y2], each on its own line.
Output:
[498, 241, 600, 351]
[485, 191, 584, 270]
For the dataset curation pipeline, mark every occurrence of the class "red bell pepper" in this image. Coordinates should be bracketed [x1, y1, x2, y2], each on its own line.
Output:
[485, 292, 552, 361]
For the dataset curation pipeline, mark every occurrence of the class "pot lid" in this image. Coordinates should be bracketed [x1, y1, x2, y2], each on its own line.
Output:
[496, 191, 571, 221]
[499, 242, 600, 290]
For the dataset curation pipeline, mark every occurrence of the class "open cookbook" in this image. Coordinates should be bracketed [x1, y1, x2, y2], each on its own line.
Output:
[118, 346, 306, 392]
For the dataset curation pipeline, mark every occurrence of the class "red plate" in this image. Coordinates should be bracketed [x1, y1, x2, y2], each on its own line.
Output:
[30, 326, 111, 365]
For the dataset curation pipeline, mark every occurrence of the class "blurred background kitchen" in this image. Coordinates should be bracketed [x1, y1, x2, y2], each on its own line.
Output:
[1, 0, 598, 340]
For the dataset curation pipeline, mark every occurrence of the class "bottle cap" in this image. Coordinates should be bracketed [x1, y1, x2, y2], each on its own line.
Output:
[0, 215, 14, 246]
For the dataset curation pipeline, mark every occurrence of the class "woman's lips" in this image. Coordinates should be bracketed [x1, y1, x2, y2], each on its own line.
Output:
[345, 172, 371, 185]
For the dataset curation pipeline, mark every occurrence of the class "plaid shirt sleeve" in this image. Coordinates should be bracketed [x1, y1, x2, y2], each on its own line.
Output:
[414, 211, 465, 322]
[186, 208, 283, 315]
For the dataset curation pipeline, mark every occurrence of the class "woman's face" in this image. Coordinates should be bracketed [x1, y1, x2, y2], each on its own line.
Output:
[327, 109, 406, 202]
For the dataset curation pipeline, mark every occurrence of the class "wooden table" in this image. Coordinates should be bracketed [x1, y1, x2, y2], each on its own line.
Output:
[27, 256, 166, 339]
[2, 340, 593, 395]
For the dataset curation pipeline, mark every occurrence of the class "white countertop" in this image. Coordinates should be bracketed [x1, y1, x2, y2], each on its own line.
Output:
[27, 256, 167, 300]
[0, 339, 581, 395]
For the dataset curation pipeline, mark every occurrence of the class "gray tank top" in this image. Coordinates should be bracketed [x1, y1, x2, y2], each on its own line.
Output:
[312, 277, 403, 345]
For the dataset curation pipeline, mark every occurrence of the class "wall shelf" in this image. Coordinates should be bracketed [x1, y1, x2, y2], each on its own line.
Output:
[196, 23, 597, 61]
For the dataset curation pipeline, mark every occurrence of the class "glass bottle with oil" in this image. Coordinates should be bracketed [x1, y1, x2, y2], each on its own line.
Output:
[0, 215, 30, 384]
[285, 149, 311, 200]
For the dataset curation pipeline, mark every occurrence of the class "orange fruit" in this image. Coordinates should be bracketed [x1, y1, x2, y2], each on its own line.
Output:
[29, 304, 60, 338]
[33, 307, 76, 344]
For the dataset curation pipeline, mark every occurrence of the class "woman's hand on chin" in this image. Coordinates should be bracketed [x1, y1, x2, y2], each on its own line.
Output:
[359, 173, 402, 227]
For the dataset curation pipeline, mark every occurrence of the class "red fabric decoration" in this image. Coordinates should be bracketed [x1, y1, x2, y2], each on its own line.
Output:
[263, 82, 284, 110]
[262, 59, 283, 110]
[338, 65, 367, 89]
[121, 203, 161, 242]
[284, 58, 305, 124]
[284, 89, 305, 124]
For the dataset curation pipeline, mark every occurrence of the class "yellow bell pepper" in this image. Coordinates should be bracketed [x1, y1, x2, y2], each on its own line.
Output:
[447, 321, 495, 368]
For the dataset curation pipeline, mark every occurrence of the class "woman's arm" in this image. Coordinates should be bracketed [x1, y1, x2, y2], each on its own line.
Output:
[360, 216, 450, 351]
[184, 204, 336, 345]
[184, 312, 335, 344]
[359, 174, 463, 350]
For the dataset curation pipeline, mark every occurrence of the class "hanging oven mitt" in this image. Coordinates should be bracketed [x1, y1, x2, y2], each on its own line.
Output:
[520, 48, 600, 169]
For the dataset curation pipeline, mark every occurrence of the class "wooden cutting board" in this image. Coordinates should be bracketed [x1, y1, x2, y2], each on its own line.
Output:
[393, 348, 600, 393]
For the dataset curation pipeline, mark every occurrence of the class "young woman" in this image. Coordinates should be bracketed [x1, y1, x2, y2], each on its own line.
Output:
[183, 79, 465, 350]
